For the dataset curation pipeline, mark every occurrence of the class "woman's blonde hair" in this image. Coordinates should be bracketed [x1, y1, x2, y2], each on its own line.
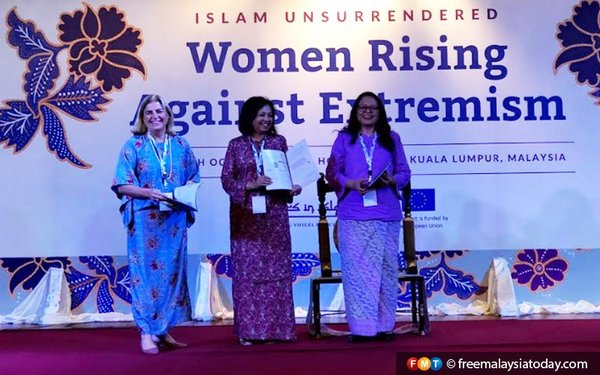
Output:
[131, 94, 177, 136]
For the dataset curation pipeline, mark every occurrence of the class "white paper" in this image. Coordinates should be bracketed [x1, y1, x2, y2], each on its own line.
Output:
[262, 149, 294, 190]
[164, 182, 202, 211]
[262, 139, 319, 191]
[286, 139, 320, 188]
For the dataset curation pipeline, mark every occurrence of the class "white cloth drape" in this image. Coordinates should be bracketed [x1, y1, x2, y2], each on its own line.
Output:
[0, 267, 131, 324]
[3, 258, 600, 326]
[192, 259, 233, 320]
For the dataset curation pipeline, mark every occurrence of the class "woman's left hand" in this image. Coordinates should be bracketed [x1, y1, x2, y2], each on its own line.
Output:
[291, 184, 302, 196]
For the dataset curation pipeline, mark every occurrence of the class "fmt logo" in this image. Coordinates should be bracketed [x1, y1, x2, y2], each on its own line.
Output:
[406, 356, 443, 371]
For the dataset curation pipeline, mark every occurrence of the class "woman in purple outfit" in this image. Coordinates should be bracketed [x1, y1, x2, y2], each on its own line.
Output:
[221, 96, 301, 345]
[326, 91, 412, 342]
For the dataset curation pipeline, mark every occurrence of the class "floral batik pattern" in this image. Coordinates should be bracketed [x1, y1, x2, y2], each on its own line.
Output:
[221, 134, 296, 341]
[112, 135, 199, 335]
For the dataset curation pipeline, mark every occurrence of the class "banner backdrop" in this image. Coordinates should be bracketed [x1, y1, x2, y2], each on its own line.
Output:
[1, 0, 599, 257]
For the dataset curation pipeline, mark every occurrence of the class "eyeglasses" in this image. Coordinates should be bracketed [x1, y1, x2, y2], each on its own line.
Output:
[357, 106, 379, 112]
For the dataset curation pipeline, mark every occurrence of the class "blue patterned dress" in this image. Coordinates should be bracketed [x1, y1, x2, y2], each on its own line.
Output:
[111, 135, 200, 335]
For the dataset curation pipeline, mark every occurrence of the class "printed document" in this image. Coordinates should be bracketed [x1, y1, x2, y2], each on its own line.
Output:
[262, 139, 319, 191]
[162, 182, 202, 211]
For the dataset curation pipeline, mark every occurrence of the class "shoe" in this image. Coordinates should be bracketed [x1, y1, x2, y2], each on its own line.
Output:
[376, 332, 395, 341]
[239, 338, 277, 345]
[348, 334, 378, 343]
[141, 334, 159, 355]
[154, 333, 188, 349]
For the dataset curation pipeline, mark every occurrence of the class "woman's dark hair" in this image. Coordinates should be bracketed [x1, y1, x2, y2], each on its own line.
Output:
[343, 91, 395, 152]
[238, 96, 278, 136]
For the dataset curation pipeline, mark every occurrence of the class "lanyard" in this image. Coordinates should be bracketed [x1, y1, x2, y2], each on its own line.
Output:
[359, 133, 377, 182]
[148, 134, 171, 187]
[249, 136, 266, 175]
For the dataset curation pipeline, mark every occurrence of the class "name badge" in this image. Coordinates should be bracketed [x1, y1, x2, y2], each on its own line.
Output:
[159, 192, 174, 211]
[363, 189, 377, 207]
[159, 201, 172, 211]
[252, 195, 267, 214]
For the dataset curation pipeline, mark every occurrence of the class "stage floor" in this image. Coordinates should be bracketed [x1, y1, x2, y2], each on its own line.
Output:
[2, 314, 599, 375]
[2, 312, 599, 331]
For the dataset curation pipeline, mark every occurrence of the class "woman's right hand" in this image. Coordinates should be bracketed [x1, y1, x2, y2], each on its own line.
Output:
[346, 178, 368, 195]
[146, 188, 167, 202]
[117, 185, 167, 201]
[246, 175, 272, 190]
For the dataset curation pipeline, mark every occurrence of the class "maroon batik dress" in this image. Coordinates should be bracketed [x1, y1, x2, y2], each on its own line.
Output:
[220, 134, 296, 341]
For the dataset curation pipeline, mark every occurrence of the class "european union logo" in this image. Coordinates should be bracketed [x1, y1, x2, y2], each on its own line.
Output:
[410, 189, 435, 211]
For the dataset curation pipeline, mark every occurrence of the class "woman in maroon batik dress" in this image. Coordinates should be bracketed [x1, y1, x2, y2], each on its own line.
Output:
[221, 96, 302, 345]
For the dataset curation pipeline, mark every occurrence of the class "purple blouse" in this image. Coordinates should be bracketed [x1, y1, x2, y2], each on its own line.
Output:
[326, 130, 411, 221]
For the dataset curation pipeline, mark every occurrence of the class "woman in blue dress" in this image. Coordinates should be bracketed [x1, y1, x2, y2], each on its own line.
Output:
[111, 94, 200, 354]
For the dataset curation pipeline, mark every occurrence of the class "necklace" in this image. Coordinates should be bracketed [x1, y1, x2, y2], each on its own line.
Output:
[147, 133, 172, 187]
